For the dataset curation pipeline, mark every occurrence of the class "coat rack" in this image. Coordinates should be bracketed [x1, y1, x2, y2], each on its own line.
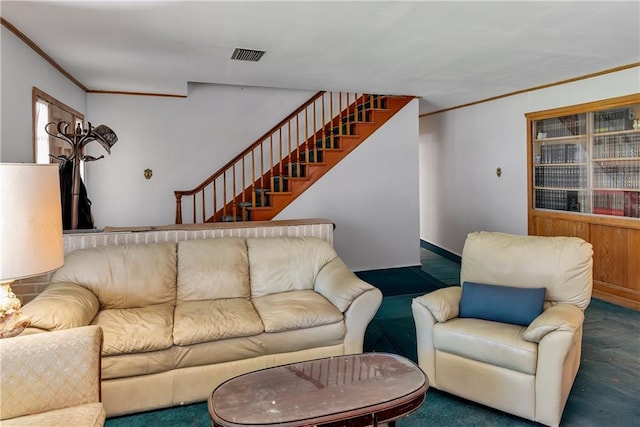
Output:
[45, 121, 118, 230]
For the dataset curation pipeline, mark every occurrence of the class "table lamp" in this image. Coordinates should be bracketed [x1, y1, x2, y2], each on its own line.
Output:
[0, 163, 64, 338]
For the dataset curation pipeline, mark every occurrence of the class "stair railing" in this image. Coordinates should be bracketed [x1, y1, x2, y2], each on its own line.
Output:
[174, 91, 374, 224]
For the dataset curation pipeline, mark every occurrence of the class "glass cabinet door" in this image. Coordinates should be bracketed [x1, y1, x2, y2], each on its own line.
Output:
[590, 105, 640, 218]
[532, 114, 588, 213]
[531, 104, 640, 219]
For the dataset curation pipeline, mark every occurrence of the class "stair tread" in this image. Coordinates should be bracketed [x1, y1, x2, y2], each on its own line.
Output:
[263, 191, 293, 195]
[323, 134, 361, 138]
[275, 175, 310, 180]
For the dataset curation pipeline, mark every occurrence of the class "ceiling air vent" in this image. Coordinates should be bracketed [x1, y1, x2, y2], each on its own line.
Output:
[231, 48, 266, 62]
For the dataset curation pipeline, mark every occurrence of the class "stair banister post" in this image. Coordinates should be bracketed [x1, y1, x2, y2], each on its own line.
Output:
[174, 192, 183, 224]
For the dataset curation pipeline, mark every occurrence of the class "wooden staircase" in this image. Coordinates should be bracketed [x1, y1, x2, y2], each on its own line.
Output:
[174, 92, 414, 224]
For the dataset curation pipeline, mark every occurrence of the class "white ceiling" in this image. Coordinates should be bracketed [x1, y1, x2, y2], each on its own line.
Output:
[2, 1, 639, 114]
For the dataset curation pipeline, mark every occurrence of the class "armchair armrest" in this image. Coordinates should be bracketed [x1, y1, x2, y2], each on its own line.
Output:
[412, 286, 462, 322]
[523, 303, 584, 343]
[22, 282, 100, 331]
[314, 257, 378, 312]
[0, 326, 104, 421]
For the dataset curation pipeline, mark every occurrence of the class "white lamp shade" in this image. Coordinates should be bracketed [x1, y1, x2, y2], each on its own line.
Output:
[0, 163, 64, 281]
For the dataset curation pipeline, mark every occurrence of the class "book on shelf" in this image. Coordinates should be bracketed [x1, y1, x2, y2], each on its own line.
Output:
[623, 191, 640, 218]
[593, 132, 640, 159]
[536, 114, 586, 138]
[630, 192, 639, 218]
[594, 108, 634, 133]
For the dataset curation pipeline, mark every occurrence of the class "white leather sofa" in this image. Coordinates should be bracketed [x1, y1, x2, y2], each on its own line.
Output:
[22, 236, 382, 417]
[412, 231, 593, 427]
[0, 326, 105, 426]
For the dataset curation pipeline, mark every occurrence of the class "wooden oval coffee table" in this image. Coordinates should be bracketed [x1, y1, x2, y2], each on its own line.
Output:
[208, 352, 428, 427]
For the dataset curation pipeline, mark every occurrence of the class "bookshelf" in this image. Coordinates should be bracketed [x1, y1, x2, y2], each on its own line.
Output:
[526, 94, 640, 310]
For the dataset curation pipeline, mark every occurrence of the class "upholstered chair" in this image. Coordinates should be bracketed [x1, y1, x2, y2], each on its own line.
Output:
[0, 325, 105, 426]
[412, 231, 593, 427]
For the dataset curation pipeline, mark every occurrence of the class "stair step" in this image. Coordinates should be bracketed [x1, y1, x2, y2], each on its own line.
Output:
[298, 150, 323, 163]
[271, 176, 288, 192]
[350, 96, 386, 112]
[222, 214, 248, 222]
[316, 136, 340, 149]
[238, 192, 270, 208]
[285, 162, 305, 178]
[328, 123, 355, 136]
[340, 110, 370, 123]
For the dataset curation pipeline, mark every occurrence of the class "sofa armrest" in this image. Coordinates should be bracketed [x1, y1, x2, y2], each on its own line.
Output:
[314, 257, 382, 354]
[412, 286, 462, 322]
[22, 282, 100, 331]
[523, 303, 584, 343]
[0, 326, 103, 421]
[342, 286, 383, 354]
[314, 257, 378, 312]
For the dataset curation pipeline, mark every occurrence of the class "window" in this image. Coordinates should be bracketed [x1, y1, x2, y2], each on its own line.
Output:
[32, 87, 85, 164]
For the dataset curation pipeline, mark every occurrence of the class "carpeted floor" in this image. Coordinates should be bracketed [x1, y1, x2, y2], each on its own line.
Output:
[106, 250, 640, 427]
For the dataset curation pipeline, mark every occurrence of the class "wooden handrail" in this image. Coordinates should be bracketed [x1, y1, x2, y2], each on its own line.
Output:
[174, 91, 325, 198]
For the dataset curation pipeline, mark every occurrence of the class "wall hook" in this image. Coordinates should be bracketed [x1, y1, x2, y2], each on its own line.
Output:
[144, 168, 153, 180]
[496, 167, 502, 177]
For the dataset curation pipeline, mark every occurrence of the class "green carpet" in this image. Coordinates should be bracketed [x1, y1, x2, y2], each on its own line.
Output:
[106, 290, 639, 427]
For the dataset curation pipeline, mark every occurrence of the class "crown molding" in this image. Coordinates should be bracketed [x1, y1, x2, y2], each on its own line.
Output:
[420, 62, 640, 117]
[2, 17, 88, 92]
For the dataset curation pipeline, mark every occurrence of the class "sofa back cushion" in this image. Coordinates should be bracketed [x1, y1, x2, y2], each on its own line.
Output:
[177, 238, 250, 301]
[52, 242, 177, 309]
[460, 231, 593, 310]
[248, 237, 337, 298]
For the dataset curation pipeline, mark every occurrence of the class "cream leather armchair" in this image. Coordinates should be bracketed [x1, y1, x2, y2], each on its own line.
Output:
[0, 326, 105, 426]
[412, 231, 593, 427]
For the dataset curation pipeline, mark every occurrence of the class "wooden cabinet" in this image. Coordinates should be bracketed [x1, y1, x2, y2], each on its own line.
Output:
[527, 94, 640, 310]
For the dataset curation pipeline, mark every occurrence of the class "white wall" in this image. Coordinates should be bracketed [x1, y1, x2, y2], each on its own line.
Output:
[419, 66, 640, 256]
[279, 99, 421, 271]
[85, 84, 315, 227]
[0, 26, 86, 161]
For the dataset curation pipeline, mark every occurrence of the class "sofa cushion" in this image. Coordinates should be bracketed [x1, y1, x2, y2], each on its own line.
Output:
[173, 335, 265, 370]
[248, 237, 337, 298]
[460, 282, 545, 326]
[177, 238, 250, 301]
[52, 242, 177, 309]
[92, 305, 174, 356]
[433, 318, 538, 375]
[173, 299, 264, 345]
[252, 290, 343, 333]
[101, 348, 177, 380]
[260, 322, 346, 355]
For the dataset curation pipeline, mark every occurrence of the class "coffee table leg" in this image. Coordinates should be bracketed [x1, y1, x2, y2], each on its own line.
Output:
[372, 413, 397, 427]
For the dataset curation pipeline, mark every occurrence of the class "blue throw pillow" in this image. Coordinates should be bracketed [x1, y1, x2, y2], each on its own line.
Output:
[459, 282, 546, 326]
